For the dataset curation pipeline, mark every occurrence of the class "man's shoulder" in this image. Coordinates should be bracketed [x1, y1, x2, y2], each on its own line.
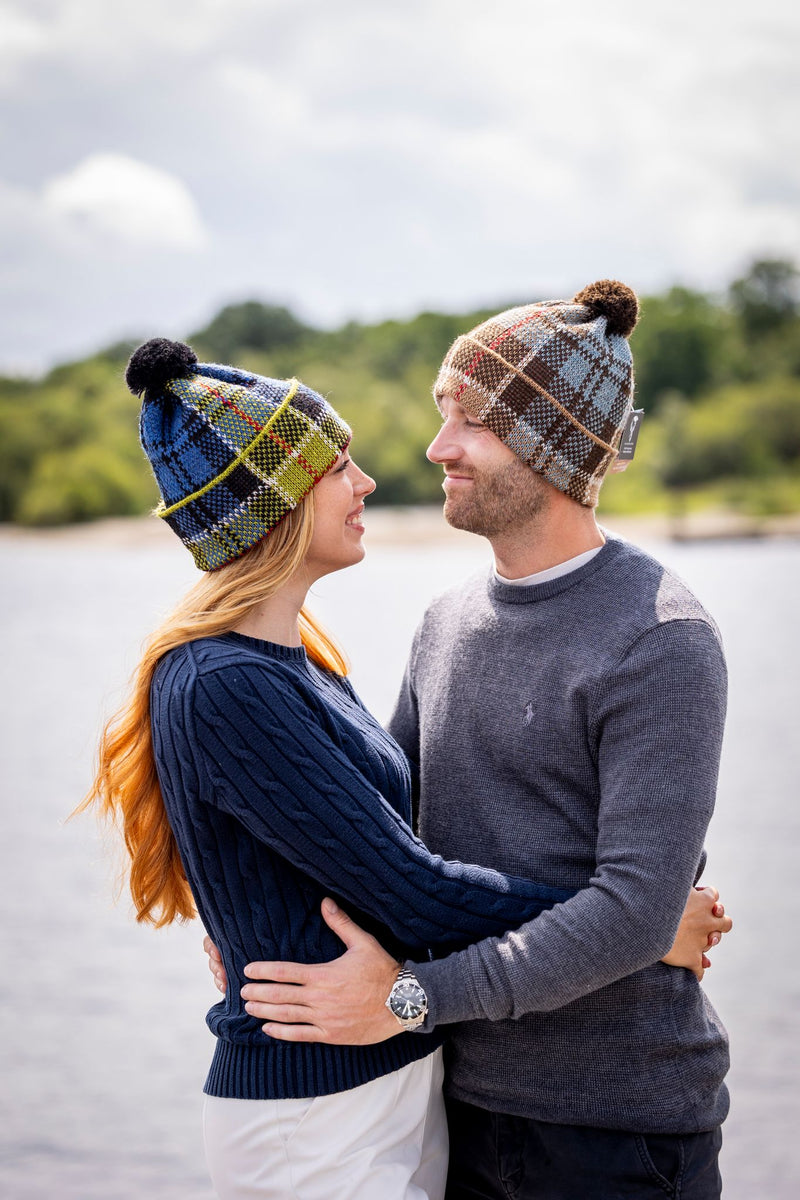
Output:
[599, 534, 720, 640]
[416, 568, 490, 629]
[410, 536, 722, 657]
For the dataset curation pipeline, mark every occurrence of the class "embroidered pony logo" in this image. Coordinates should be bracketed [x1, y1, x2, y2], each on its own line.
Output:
[523, 701, 534, 726]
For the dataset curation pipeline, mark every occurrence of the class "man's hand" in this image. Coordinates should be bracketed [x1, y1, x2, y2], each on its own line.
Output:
[660, 885, 732, 980]
[240, 899, 403, 1044]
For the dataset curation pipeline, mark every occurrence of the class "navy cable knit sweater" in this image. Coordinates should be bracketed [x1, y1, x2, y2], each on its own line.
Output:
[151, 631, 574, 1100]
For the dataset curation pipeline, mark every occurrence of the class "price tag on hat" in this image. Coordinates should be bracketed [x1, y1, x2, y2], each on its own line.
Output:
[610, 409, 644, 473]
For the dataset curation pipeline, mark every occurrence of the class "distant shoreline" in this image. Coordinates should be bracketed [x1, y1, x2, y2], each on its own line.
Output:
[2, 506, 800, 550]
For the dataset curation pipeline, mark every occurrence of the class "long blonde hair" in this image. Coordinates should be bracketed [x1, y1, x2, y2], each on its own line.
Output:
[77, 494, 347, 928]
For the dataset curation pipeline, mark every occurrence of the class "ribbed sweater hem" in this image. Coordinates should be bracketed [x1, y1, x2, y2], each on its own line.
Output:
[203, 1030, 445, 1100]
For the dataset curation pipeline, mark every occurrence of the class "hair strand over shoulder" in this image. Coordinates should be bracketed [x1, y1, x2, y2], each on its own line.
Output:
[74, 495, 348, 926]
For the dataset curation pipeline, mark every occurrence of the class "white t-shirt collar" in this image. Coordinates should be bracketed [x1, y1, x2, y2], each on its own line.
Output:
[494, 545, 603, 587]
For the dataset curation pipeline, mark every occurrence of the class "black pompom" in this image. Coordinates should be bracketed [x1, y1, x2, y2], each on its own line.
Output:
[573, 280, 639, 338]
[125, 338, 198, 397]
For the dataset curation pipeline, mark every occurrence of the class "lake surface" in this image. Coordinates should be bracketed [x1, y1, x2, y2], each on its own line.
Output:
[1, 516, 798, 1198]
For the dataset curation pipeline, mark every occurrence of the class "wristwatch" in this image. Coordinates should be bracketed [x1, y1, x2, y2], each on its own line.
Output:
[385, 967, 428, 1031]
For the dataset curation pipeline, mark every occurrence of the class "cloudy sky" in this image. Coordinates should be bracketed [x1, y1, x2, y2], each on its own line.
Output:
[1, 0, 798, 374]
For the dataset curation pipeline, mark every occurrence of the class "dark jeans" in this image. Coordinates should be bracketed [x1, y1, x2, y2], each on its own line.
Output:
[444, 1096, 722, 1200]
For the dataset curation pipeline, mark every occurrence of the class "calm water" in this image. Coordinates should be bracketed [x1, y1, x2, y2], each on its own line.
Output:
[1, 519, 798, 1198]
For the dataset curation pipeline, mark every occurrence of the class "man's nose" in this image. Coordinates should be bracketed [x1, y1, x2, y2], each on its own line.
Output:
[427, 421, 461, 463]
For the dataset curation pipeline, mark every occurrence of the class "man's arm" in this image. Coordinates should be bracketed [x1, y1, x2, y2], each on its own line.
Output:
[408, 619, 728, 1026]
[230, 618, 730, 1040]
[219, 884, 730, 1043]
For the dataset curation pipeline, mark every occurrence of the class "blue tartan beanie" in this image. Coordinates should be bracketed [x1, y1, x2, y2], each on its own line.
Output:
[127, 339, 351, 571]
[433, 280, 640, 508]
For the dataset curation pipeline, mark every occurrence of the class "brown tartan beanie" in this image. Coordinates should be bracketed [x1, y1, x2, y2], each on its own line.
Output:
[433, 280, 639, 507]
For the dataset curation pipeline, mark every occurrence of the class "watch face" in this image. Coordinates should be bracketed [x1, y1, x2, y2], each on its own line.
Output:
[390, 980, 426, 1021]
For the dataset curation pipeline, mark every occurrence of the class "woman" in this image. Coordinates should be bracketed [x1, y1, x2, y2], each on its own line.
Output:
[82, 339, 727, 1200]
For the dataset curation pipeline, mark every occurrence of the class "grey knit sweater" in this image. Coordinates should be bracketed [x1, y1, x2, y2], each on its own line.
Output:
[389, 535, 730, 1134]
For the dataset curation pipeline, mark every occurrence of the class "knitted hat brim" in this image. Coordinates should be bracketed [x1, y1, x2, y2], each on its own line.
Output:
[141, 368, 351, 570]
[434, 303, 632, 508]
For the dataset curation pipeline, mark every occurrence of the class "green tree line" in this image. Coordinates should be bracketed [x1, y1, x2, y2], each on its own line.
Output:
[1, 259, 798, 525]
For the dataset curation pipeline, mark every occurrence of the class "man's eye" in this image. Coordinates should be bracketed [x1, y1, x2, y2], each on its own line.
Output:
[465, 420, 485, 429]
[335, 459, 351, 472]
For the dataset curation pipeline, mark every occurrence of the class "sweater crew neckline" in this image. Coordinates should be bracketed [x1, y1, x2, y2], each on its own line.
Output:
[219, 630, 308, 661]
[488, 534, 626, 605]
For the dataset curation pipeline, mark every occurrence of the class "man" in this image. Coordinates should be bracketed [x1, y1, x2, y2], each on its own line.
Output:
[211, 280, 731, 1198]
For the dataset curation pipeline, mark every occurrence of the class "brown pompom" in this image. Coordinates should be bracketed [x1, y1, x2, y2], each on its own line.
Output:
[573, 280, 639, 338]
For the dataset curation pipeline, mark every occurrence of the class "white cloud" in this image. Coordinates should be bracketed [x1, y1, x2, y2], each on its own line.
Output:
[0, 6, 47, 56]
[41, 154, 207, 251]
[0, 1, 799, 371]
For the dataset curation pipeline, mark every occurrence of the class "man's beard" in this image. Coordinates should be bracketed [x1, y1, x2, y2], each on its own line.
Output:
[443, 459, 549, 537]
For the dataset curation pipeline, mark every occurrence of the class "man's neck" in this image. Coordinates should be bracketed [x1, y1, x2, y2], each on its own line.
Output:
[490, 495, 605, 580]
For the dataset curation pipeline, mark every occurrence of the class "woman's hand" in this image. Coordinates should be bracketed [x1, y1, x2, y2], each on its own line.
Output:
[204, 935, 228, 994]
[661, 885, 732, 980]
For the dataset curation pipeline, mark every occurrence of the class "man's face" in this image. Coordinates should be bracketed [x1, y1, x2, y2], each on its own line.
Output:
[426, 395, 550, 537]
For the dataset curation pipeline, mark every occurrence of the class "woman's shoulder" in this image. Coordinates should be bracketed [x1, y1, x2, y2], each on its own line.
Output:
[154, 634, 304, 703]
[152, 639, 196, 694]
[195, 633, 312, 691]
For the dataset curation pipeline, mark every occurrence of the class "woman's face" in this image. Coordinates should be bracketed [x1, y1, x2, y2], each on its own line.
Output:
[304, 450, 376, 580]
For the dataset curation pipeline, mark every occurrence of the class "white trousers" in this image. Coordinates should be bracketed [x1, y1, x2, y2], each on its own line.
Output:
[202, 1047, 448, 1200]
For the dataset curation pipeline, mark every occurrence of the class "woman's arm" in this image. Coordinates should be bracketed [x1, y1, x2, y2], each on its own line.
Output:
[194, 660, 574, 953]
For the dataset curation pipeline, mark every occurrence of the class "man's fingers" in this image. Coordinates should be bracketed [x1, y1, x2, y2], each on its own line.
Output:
[320, 897, 375, 950]
[262, 1022, 327, 1043]
[245, 1002, 313, 1024]
[244, 960, 315, 984]
[241, 981, 312, 1004]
